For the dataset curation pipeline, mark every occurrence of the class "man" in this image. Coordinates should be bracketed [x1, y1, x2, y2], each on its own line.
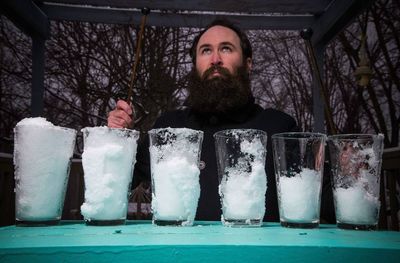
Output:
[108, 19, 299, 221]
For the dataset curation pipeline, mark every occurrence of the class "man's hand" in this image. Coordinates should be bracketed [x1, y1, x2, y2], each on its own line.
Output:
[107, 100, 134, 128]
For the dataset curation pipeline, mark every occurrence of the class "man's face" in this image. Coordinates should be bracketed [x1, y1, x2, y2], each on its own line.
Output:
[187, 25, 253, 114]
[195, 25, 252, 79]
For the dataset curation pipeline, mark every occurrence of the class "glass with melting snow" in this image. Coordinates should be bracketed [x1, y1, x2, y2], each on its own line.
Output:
[214, 129, 268, 227]
[272, 132, 326, 228]
[14, 117, 77, 226]
[149, 128, 203, 226]
[328, 134, 384, 230]
[80, 127, 139, 225]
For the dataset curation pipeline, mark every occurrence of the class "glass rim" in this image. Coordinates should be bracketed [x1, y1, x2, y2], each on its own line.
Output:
[271, 132, 326, 140]
[81, 126, 139, 135]
[327, 133, 384, 141]
[148, 127, 203, 135]
[213, 128, 267, 138]
[58, 126, 78, 134]
[16, 123, 77, 135]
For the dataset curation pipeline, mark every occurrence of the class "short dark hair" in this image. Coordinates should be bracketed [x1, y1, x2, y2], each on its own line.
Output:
[189, 19, 252, 64]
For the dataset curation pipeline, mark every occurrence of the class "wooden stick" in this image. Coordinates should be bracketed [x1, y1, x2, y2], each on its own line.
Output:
[127, 7, 150, 104]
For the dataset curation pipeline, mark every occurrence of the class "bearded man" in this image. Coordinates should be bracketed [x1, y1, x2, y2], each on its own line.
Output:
[108, 19, 300, 222]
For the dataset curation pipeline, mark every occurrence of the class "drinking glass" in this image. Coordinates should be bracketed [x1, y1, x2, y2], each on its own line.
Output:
[272, 132, 326, 228]
[214, 129, 268, 227]
[80, 127, 139, 225]
[14, 117, 76, 226]
[328, 134, 384, 230]
[149, 127, 203, 226]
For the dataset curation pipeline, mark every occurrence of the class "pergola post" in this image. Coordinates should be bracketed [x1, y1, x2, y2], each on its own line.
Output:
[1, 0, 50, 117]
[31, 34, 45, 117]
[312, 43, 326, 133]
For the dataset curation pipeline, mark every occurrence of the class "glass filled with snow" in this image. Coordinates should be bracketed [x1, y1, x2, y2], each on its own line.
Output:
[214, 129, 268, 227]
[272, 132, 326, 228]
[80, 127, 139, 225]
[149, 127, 203, 226]
[14, 117, 77, 226]
[328, 134, 384, 230]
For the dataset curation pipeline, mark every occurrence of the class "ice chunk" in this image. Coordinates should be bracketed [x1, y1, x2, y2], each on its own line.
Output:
[334, 185, 380, 225]
[334, 167, 380, 225]
[219, 161, 266, 220]
[151, 156, 200, 222]
[278, 168, 321, 222]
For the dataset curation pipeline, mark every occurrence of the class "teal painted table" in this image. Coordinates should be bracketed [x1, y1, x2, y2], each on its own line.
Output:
[1, 221, 399, 262]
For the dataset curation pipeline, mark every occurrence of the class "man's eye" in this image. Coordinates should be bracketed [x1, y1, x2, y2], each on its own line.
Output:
[201, 48, 211, 54]
[221, 46, 232, 52]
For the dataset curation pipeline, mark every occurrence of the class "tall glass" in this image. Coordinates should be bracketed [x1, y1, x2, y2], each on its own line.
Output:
[14, 117, 77, 226]
[214, 129, 268, 227]
[328, 134, 384, 230]
[80, 127, 139, 225]
[272, 132, 326, 228]
[149, 128, 203, 226]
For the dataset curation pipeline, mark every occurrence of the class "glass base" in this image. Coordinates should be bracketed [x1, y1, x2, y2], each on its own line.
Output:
[337, 222, 377, 230]
[85, 219, 126, 226]
[280, 221, 319, 229]
[153, 219, 188, 226]
[16, 219, 60, 227]
[223, 219, 262, 227]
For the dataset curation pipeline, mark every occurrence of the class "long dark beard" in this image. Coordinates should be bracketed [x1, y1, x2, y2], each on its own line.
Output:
[186, 65, 252, 114]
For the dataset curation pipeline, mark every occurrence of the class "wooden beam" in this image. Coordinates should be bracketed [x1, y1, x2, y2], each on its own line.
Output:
[310, 0, 375, 46]
[0, 0, 49, 39]
[382, 147, 400, 170]
[312, 43, 327, 133]
[41, 0, 329, 14]
[41, 2, 316, 30]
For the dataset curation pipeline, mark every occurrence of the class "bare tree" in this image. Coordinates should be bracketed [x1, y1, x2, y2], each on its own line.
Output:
[249, 0, 399, 147]
[327, 0, 400, 147]
[1, 0, 398, 150]
[250, 30, 314, 132]
[0, 17, 32, 142]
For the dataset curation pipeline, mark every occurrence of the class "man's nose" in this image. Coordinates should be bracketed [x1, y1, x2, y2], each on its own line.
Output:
[211, 52, 222, 66]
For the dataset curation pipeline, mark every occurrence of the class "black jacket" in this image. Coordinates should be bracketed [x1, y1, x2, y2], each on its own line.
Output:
[133, 100, 314, 222]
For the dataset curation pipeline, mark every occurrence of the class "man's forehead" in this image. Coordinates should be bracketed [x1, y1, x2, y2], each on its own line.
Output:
[197, 25, 240, 47]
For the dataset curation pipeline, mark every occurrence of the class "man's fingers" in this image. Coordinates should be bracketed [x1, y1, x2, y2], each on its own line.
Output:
[116, 100, 133, 116]
[107, 99, 135, 128]
[107, 109, 133, 128]
[108, 116, 131, 128]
